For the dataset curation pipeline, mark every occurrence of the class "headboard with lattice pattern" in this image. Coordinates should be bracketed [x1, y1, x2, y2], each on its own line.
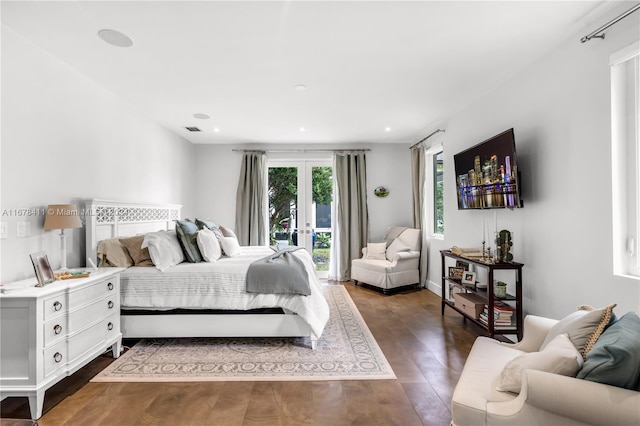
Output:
[84, 199, 181, 264]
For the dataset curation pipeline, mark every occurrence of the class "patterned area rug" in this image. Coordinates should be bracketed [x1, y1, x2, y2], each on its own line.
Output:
[91, 285, 395, 382]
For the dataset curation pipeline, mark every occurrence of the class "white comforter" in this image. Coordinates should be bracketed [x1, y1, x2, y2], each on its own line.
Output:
[119, 246, 330, 339]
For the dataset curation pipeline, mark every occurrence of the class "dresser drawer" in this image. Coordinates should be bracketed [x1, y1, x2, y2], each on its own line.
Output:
[43, 317, 68, 347]
[43, 340, 67, 378]
[68, 279, 113, 307]
[67, 298, 108, 334]
[43, 295, 68, 321]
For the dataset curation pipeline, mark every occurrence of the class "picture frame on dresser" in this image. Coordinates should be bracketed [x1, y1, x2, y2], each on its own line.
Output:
[30, 251, 54, 287]
[461, 271, 477, 285]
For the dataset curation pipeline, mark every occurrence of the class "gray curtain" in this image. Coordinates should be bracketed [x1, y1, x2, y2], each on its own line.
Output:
[330, 152, 369, 281]
[411, 145, 428, 287]
[235, 151, 267, 246]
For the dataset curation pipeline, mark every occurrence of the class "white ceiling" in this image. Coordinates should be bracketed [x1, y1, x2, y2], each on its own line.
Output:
[1, 1, 625, 144]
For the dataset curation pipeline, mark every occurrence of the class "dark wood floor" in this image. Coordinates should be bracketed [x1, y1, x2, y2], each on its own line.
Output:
[1, 281, 484, 426]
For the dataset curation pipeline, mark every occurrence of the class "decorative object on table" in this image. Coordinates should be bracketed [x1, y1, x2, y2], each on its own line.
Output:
[44, 204, 83, 270]
[494, 229, 513, 263]
[494, 280, 508, 298]
[54, 270, 91, 280]
[30, 251, 55, 287]
[462, 271, 477, 285]
[374, 186, 389, 197]
[449, 266, 465, 280]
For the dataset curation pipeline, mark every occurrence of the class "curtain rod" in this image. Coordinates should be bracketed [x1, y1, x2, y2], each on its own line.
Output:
[581, 3, 640, 43]
[232, 148, 371, 153]
[410, 129, 445, 149]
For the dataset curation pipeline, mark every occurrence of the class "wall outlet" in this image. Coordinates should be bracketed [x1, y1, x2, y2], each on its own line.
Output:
[17, 222, 31, 237]
[0, 222, 7, 239]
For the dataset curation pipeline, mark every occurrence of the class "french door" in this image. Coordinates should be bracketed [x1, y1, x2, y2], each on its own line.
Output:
[268, 160, 333, 277]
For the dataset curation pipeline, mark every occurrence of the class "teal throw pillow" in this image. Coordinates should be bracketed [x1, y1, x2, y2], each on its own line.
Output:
[175, 219, 203, 263]
[576, 312, 640, 390]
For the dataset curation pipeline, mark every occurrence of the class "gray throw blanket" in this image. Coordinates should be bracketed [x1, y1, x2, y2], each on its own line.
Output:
[384, 226, 408, 247]
[246, 247, 311, 296]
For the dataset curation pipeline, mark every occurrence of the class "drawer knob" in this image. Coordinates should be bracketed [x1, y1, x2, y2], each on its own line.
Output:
[107, 322, 114, 331]
[107, 282, 114, 291]
[54, 324, 62, 335]
[54, 352, 62, 363]
[108, 300, 114, 309]
[53, 301, 62, 311]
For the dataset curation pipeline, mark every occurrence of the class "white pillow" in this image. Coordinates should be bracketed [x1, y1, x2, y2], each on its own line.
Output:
[385, 238, 410, 261]
[496, 333, 583, 394]
[141, 230, 184, 272]
[220, 236, 242, 257]
[365, 242, 387, 260]
[196, 228, 222, 262]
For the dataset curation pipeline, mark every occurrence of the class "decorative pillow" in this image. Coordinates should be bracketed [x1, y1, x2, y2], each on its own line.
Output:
[196, 228, 222, 262]
[577, 312, 640, 390]
[386, 238, 410, 261]
[97, 237, 133, 267]
[119, 235, 154, 267]
[142, 230, 184, 272]
[365, 242, 387, 260]
[497, 333, 583, 394]
[175, 219, 203, 263]
[219, 225, 237, 239]
[195, 218, 218, 230]
[220, 236, 241, 257]
[540, 303, 617, 359]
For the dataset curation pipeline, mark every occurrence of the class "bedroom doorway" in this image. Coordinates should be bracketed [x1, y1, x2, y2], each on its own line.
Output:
[268, 160, 333, 278]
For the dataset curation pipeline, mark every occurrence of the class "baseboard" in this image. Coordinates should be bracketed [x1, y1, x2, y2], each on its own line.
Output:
[426, 279, 441, 296]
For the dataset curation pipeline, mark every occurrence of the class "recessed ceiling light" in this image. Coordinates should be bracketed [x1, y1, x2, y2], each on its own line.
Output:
[193, 113, 210, 120]
[385, 127, 392, 132]
[97, 29, 134, 48]
[299, 127, 305, 132]
[213, 128, 220, 133]
[294, 85, 307, 92]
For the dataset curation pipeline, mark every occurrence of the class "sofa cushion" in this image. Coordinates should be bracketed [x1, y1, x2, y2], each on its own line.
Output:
[451, 337, 522, 426]
[497, 333, 583, 394]
[577, 312, 640, 390]
[540, 304, 616, 359]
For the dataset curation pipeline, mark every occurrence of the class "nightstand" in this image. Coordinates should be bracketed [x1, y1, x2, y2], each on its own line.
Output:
[0, 268, 123, 420]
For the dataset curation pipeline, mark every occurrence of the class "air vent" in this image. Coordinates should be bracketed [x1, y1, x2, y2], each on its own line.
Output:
[185, 127, 201, 132]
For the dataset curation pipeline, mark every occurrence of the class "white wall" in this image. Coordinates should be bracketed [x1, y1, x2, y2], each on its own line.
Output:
[194, 143, 413, 241]
[0, 26, 196, 282]
[426, 5, 640, 317]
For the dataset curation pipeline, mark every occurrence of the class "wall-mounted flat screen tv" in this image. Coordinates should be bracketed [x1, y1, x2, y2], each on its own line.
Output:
[454, 128, 522, 209]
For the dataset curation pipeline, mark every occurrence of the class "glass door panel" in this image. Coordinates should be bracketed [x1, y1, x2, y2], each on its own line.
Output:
[268, 161, 333, 277]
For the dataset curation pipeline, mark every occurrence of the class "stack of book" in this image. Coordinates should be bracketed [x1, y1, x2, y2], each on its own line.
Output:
[479, 301, 516, 329]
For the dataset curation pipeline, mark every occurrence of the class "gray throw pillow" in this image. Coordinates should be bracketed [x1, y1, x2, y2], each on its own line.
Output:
[541, 304, 616, 360]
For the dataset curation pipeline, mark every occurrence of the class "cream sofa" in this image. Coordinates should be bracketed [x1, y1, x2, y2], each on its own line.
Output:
[351, 226, 421, 293]
[452, 315, 640, 426]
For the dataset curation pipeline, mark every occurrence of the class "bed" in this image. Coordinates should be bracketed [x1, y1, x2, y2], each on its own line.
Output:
[84, 199, 329, 349]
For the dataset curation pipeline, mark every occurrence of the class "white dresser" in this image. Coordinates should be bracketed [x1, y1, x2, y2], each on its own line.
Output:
[0, 268, 123, 419]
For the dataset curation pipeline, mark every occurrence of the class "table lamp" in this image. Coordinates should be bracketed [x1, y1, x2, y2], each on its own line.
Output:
[44, 204, 82, 270]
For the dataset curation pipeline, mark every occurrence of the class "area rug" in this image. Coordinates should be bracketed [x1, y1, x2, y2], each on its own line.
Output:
[91, 285, 395, 382]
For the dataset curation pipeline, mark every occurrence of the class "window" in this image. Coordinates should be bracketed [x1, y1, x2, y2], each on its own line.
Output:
[426, 144, 444, 237]
[611, 40, 640, 278]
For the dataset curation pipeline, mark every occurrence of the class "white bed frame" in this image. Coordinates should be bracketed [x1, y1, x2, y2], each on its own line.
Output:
[84, 199, 317, 349]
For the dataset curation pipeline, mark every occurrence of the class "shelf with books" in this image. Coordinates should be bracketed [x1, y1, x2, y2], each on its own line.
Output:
[440, 250, 523, 340]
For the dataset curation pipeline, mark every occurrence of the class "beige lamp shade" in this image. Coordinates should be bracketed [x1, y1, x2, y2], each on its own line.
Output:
[43, 204, 82, 230]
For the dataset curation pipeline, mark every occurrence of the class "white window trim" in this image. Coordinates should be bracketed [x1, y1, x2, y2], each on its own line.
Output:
[611, 40, 640, 279]
[425, 142, 444, 239]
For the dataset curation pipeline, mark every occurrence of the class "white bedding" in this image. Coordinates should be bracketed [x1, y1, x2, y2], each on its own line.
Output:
[119, 246, 330, 339]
